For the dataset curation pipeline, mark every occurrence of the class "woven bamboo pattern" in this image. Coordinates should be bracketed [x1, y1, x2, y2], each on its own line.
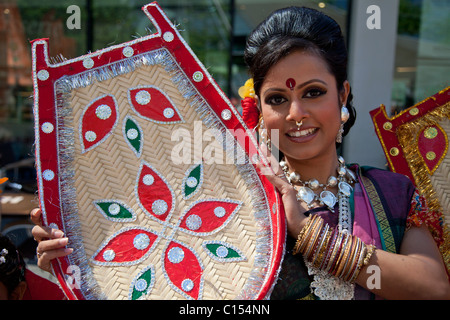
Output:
[65, 63, 260, 300]
[429, 118, 450, 225]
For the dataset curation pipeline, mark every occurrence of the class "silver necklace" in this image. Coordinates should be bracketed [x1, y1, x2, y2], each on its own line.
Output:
[280, 156, 355, 214]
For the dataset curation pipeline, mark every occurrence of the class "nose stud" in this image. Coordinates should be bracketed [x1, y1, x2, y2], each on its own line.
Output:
[296, 120, 303, 130]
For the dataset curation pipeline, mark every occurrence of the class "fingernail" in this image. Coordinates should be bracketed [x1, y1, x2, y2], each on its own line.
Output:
[64, 248, 73, 254]
[54, 230, 64, 238]
[58, 237, 69, 246]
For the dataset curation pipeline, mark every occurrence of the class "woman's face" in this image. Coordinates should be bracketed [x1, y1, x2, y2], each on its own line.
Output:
[258, 50, 349, 163]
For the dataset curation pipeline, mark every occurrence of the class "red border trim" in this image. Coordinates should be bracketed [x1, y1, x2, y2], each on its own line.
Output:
[370, 87, 450, 182]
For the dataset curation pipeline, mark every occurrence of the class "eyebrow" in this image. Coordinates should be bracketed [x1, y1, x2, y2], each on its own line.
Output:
[263, 79, 327, 95]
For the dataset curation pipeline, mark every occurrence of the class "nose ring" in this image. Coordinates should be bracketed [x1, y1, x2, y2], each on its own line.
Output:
[296, 120, 303, 130]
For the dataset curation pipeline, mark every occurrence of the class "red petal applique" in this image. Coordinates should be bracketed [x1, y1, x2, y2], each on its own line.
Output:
[80, 94, 118, 153]
[178, 199, 242, 235]
[128, 86, 183, 123]
[163, 241, 203, 299]
[92, 228, 158, 265]
[417, 125, 447, 174]
[136, 162, 174, 222]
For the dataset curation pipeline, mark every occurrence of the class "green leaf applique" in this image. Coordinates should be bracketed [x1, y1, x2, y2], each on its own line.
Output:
[202, 241, 246, 262]
[123, 115, 143, 157]
[94, 200, 136, 222]
[182, 163, 203, 200]
[129, 265, 155, 300]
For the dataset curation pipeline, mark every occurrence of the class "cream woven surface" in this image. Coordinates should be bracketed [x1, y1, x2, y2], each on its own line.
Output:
[430, 118, 450, 226]
[67, 63, 259, 299]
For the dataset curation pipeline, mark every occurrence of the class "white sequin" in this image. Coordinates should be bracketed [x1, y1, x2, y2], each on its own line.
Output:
[152, 200, 168, 216]
[163, 32, 174, 42]
[49, 223, 59, 230]
[134, 279, 147, 292]
[186, 177, 198, 188]
[192, 71, 203, 82]
[186, 214, 202, 231]
[214, 206, 226, 218]
[41, 122, 54, 133]
[168, 246, 184, 264]
[83, 58, 94, 69]
[37, 70, 49, 81]
[216, 246, 229, 258]
[95, 104, 112, 120]
[43, 169, 55, 181]
[135, 90, 151, 105]
[85, 131, 97, 142]
[127, 128, 138, 140]
[122, 46, 134, 57]
[108, 203, 120, 215]
[221, 109, 232, 120]
[103, 249, 115, 261]
[142, 174, 154, 185]
[133, 233, 150, 250]
[163, 107, 174, 119]
[181, 279, 194, 292]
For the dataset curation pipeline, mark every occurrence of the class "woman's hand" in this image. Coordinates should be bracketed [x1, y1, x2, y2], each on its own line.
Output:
[255, 144, 308, 238]
[30, 208, 73, 273]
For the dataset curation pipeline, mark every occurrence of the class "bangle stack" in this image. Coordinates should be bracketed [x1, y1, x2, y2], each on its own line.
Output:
[293, 214, 375, 283]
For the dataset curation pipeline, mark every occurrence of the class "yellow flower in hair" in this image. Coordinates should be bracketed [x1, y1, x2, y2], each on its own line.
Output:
[238, 78, 255, 99]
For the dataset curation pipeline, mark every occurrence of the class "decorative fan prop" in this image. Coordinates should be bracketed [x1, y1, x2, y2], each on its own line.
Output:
[370, 87, 450, 272]
[32, 2, 285, 300]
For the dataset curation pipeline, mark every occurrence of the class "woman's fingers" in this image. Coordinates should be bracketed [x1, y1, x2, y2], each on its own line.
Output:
[30, 207, 72, 272]
[29, 207, 42, 225]
[32, 224, 64, 242]
[36, 237, 73, 273]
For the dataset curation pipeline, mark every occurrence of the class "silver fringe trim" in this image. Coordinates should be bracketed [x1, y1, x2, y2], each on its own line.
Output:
[54, 47, 279, 300]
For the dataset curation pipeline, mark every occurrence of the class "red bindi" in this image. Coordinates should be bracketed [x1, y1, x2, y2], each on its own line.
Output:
[286, 78, 296, 90]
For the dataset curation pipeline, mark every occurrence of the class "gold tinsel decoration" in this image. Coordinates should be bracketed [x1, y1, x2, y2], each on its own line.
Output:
[396, 100, 450, 272]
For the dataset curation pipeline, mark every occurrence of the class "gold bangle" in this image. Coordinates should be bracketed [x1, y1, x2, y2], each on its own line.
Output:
[311, 224, 329, 267]
[312, 224, 332, 269]
[304, 218, 324, 259]
[293, 216, 314, 255]
[363, 245, 376, 266]
[335, 234, 353, 278]
[331, 232, 350, 277]
[298, 215, 321, 255]
[325, 229, 344, 273]
[348, 243, 367, 283]
[343, 237, 362, 282]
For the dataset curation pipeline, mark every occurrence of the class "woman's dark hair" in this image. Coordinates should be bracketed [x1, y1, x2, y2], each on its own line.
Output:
[0, 234, 26, 295]
[244, 6, 356, 138]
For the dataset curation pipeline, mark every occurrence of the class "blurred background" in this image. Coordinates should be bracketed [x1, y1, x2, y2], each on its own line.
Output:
[0, 0, 449, 267]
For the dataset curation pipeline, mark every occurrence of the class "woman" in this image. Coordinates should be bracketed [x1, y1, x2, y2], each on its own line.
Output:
[31, 6, 449, 300]
[239, 6, 449, 300]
